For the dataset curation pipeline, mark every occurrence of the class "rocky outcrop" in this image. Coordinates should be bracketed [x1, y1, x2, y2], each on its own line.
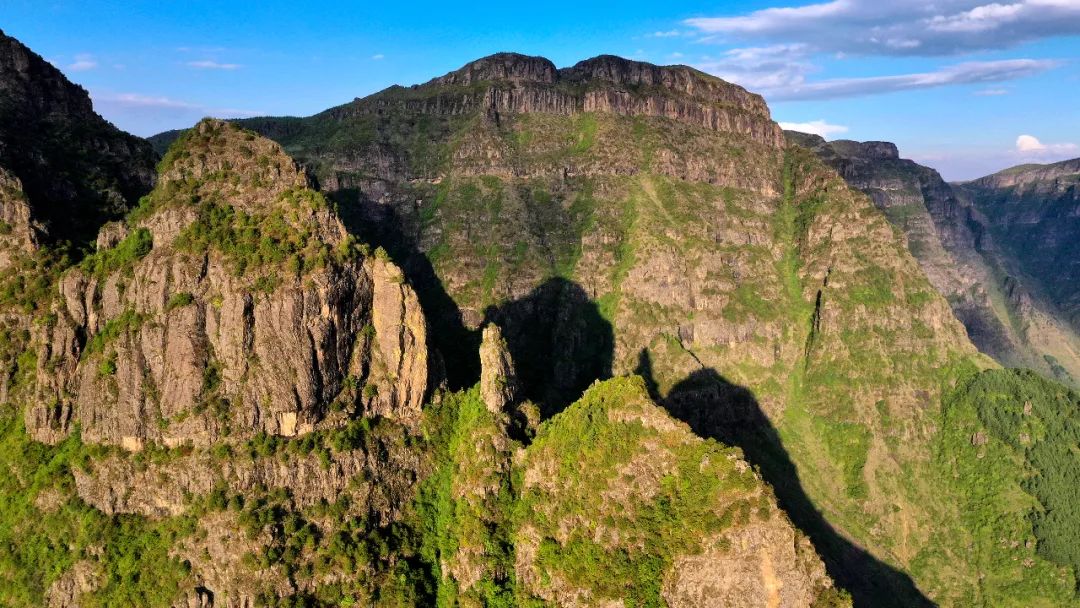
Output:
[328, 52, 784, 148]
[45, 560, 99, 608]
[479, 323, 517, 412]
[0, 167, 39, 268]
[73, 428, 420, 520]
[25, 120, 430, 448]
[0, 29, 156, 248]
[516, 377, 842, 607]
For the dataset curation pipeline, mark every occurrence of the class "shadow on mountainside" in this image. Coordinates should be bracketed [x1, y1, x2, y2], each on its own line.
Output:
[635, 349, 935, 608]
[325, 182, 929, 606]
[329, 186, 482, 390]
[329, 186, 613, 414]
[483, 277, 613, 418]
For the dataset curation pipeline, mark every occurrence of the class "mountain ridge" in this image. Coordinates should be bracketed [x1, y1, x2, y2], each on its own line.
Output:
[2, 35, 1079, 608]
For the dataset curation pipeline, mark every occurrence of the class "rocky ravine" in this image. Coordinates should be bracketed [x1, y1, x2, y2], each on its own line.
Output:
[789, 131, 1080, 387]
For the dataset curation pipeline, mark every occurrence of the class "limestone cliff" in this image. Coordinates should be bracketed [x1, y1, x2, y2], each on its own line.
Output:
[24, 119, 430, 448]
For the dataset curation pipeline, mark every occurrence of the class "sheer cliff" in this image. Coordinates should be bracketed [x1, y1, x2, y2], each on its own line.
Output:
[789, 131, 1080, 388]
[959, 159, 1080, 332]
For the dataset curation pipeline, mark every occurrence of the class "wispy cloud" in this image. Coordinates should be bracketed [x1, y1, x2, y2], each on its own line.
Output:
[371, 53, 385, 60]
[974, 87, 1009, 95]
[94, 93, 199, 109]
[684, 0, 1080, 56]
[647, 29, 684, 38]
[777, 119, 849, 138]
[696, 51, 1056, 101]
[67, 53, 98, 72]
[90, 91, 262, 135]
[186, 60, 242, 70]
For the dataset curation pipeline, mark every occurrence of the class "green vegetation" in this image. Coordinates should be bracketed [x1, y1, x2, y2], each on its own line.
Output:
[166, 292, 195, 310]
[935, 368, 1079, 604]
[520, 377, 773, 607]
[80, 228, 153, 277]
[0, 416, 194, 607]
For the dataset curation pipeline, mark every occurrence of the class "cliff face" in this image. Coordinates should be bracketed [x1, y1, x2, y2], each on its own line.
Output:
[790, 131, 1080, 387]
[333, 53, 784, 149]
[959, 158, 1080, 332]
[24, 119, 430, 449]
[0, 29, 156, 251]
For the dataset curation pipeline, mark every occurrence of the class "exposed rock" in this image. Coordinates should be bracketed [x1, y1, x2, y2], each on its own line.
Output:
[0, 166, 39, 268]
[25, 120, 430, 448]
[479, 323, 517, 412]
[331, 52, 784, 148]
[45, 560, 99, 608]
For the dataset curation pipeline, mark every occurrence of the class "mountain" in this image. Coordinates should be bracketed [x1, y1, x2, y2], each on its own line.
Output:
[212, 53, 1076, 605]
[2, 35, 1079, 608]
[0, 29, 156, 252]
[788, 132, 1080, 387]
[0, 41, 843, 608]
[958, 158, 1080, 331]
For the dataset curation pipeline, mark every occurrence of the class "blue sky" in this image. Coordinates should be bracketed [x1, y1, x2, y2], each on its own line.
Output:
[6, 0, 1080, 179]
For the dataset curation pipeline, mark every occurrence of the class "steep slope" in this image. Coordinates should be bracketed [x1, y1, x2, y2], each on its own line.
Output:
[213, 53, 1079, 605]
[959, 159, 1080, 331]
[0, 109, 843, 606]
[25, 118, 431, 448]
[788, 132, 1080, 387]
[0, 29, 156, 251]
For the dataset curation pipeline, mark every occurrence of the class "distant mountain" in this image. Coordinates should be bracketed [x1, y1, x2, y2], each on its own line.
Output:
[958, 158, 1080, 330]
[789, 131, 1080, 387]
[0, 29, 156, 251]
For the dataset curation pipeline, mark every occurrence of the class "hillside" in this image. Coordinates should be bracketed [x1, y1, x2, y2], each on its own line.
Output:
[958, 158, 1080, 334]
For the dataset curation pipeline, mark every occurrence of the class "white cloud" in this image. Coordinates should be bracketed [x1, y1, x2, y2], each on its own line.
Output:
[778, 119, 849, 138]
[647, 30, 683, 38]
[668, 52, 684, 59]
[974, 87, 1009, 95]
[371, 53, 385, 60]
[67, 53, 98, 72]
[186, 60, 242, 70]
[1015, 134, 1079, 154]
[696, 50, 1055, 101]
[685, 0, 1080, 56]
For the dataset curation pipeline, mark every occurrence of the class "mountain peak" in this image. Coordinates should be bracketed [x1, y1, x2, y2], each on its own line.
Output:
[433, 52, 557, 86]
